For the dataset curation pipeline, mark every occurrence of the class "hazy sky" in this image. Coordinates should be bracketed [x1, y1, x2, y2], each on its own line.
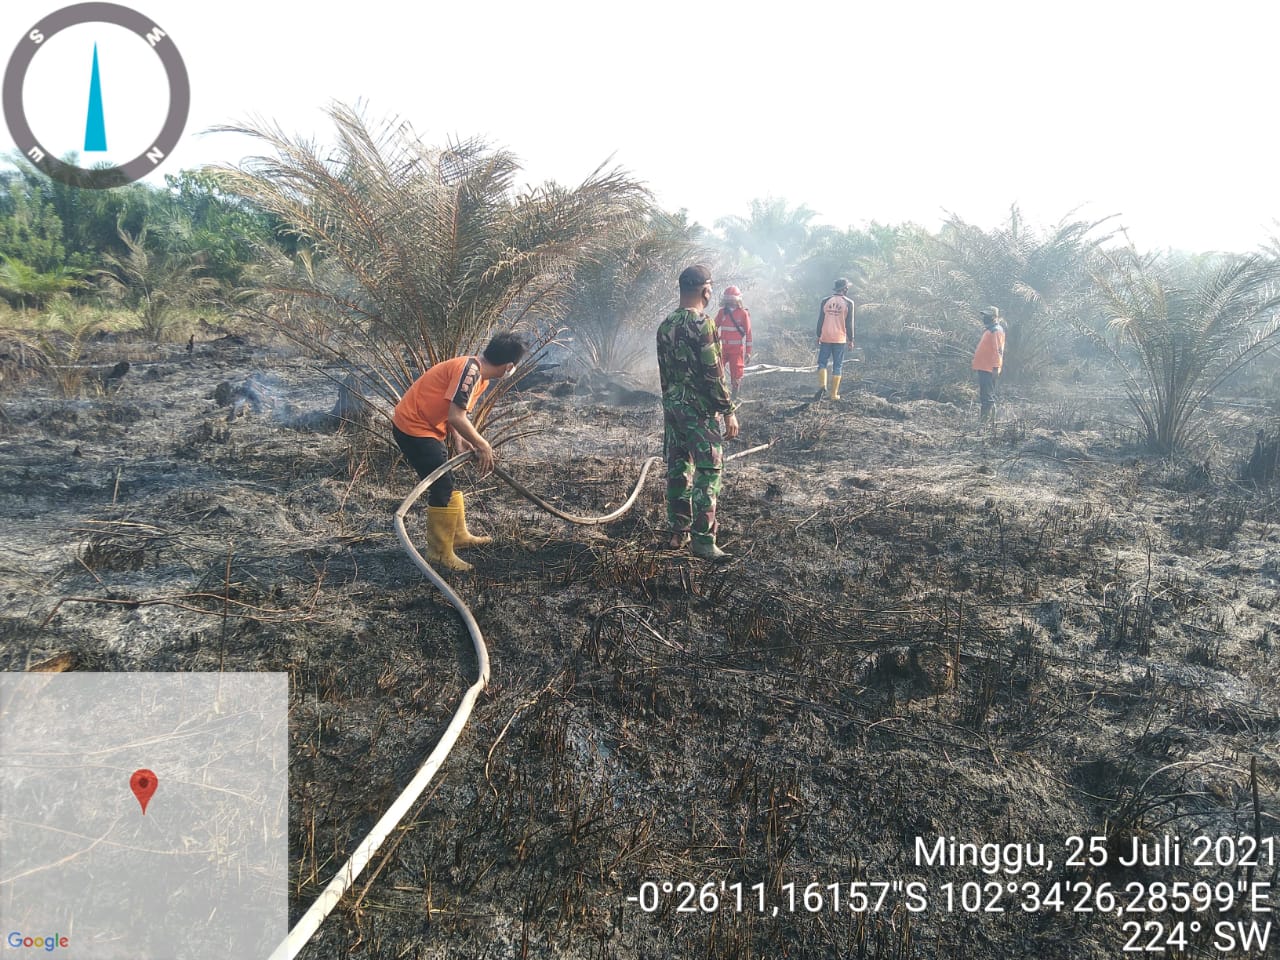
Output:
[4, 0, 1279, 253]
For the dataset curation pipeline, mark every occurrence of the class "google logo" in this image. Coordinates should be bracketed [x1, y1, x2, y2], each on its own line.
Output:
[5, 932, 69, 951]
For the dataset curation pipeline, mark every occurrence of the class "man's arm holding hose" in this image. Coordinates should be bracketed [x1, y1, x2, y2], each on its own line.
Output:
[447, 404, 493, 474]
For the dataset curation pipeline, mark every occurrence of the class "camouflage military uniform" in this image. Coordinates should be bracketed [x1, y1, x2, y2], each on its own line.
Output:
[656, 307, 734, 546]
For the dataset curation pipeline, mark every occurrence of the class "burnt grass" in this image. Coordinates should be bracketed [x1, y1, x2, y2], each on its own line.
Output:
[2, 334, 1279, 960]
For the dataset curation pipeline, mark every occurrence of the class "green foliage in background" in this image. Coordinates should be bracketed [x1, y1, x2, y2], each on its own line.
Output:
[97, 225, 219, 340]
[5, 132, 1280, 465]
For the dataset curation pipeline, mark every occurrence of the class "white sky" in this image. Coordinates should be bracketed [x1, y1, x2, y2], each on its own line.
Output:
[3, 0, 1279, 253]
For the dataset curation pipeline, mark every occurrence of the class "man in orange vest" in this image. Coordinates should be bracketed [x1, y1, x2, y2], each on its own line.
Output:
[392, 332, 526, 571]
[971, 306, 1005, 423]
[816, 278, 855, 400]
[714, 285, 752, 400]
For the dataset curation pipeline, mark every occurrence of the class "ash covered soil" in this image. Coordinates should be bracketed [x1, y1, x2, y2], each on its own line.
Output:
[2, 334, 1279, 960]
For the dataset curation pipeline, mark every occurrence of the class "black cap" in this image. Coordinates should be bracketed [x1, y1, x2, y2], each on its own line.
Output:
[679, 264, 713, 293]
[834, 278, 850, 292]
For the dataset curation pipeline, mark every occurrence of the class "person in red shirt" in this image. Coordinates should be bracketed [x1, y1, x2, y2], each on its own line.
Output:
[392, 332, 526, 571]
[713, 285, 752, 400]
[971, 306, 1005, 423]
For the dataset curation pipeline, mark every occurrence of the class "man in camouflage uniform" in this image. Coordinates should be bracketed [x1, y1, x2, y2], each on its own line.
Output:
[656, 264, 741, 560]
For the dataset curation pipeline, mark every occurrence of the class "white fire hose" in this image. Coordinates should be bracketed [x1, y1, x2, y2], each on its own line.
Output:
[269, 440, 770, 959]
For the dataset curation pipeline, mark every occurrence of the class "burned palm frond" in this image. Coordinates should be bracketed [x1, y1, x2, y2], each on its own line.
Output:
[1097, 582, 1156, 657]
[959, 656, 1000, 731]
[78, 530, 157, 572]
[0, 332, 52, 392]
[25, 651, 78, 672]
[1171, 496, 1248, 550]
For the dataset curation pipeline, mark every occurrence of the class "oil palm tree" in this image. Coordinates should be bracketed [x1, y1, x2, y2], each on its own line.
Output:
[97, 225, 217, 340]
[715, 197, 827, 323]
[878, 207, 1112, 381]
[715, 196, 818, 270]
[1087, 248, 1280, 455]
[212, 103, 649, 414]
[561, 208, 703, 375]
[0, 256, 84, 310]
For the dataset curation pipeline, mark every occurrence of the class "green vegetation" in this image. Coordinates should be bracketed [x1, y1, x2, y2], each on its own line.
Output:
[0, 156, 273, 339]
[97, 225, 219, 340]
[0, 256, 84, 309]
[3, 104, 1280, 458]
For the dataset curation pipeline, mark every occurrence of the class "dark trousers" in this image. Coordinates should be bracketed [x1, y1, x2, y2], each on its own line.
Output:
[392, 425, 453, 507]
[976, 370, 998, 417]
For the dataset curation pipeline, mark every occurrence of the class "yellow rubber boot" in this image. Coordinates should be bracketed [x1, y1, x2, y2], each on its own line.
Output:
[426, 504, 472, 571]
[815, 368, 828, 399]
[450, 490, 492, 548]
[830, 374, 842, 400]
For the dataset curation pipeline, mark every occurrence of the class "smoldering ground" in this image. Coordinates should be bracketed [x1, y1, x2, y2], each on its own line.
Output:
[1, 333, 1278, 960]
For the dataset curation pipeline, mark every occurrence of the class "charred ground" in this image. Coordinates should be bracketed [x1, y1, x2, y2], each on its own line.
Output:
[1, 334, 1278, 959]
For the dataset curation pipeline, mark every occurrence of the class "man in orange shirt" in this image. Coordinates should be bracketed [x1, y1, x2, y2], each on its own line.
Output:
[971, 306, 1005, 423]
[392, 332, 526, 571]
[816, 278, 855, 400]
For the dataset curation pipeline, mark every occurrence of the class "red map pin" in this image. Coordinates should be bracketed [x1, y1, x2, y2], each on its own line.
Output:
[130, 769, 158, 814]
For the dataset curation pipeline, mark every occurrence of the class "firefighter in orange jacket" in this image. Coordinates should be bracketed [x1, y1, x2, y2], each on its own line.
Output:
[714, 285, 752, 400]
[971, 306, 1005, 422]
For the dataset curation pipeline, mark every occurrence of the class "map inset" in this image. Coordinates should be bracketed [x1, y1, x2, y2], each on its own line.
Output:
[0, 673, 287, 958]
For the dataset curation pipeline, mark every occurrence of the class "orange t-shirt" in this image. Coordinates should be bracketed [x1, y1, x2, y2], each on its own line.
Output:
[818, 294, 854, 344]
[392, 356, 489, 440]
[971, 326, 1005, 373]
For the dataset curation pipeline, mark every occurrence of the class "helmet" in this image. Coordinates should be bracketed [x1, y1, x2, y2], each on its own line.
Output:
[721, 285, 743, 306]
